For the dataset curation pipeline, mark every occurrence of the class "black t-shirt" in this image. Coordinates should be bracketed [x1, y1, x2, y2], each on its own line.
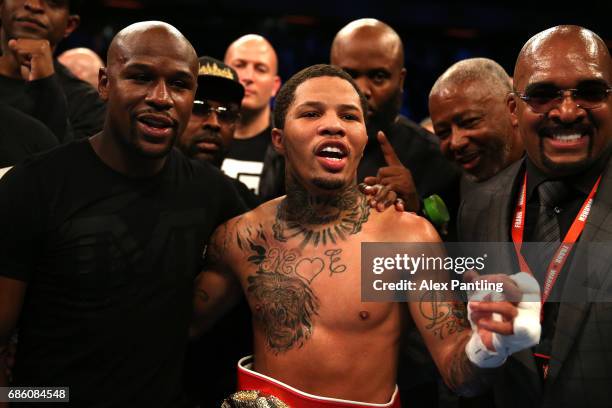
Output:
[0, 103, 58, 168]
[229, 176, 261, 209]
[0, 139, 246, 407]
[222, 126, 271, 195]
[0, 61, 105, 143]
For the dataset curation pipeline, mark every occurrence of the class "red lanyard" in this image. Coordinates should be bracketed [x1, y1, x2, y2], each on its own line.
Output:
[511, 172, 601, 304]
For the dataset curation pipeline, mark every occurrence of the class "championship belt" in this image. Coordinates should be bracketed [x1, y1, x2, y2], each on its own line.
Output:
[221, 390, 289, 408]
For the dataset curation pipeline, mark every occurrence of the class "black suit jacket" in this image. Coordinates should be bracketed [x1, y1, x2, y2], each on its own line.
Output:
[458, 157, 612, 408]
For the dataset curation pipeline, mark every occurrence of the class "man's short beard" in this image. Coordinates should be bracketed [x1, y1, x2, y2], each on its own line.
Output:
[470, 137, 513, 182]
[366, 88, 402, 139]
[312, 177, 345, 190]
[190, 130, 227, 167]
[124, 124, 175, 159]
[541, 153, 596, 176]
[133, 141, 174, 159]
[538, 132, 596, 176]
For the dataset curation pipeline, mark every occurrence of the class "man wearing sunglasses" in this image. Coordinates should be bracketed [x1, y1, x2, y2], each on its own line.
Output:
[177, 56, 259, 210]
[459, 25, 612, 407]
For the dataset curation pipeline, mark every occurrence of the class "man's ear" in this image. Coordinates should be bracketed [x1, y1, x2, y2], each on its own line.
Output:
[271, 76, 281, 98]
[507, 93, 519, 127]
[271, 128, 285, 155]
[98, 67, 109, 100]
[398, 67, 406, 92]
[64, 14, 80, 38]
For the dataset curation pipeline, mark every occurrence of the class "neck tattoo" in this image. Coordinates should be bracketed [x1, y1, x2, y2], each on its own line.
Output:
[273, 183, 370, 249]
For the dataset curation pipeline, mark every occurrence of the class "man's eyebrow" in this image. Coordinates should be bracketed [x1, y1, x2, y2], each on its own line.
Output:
[522, 81, 556, 93]
[173, 70, 196, 81]
[295, 100, 325, 109]
[295, 101, 361, 112]
[123, 62, 194, 79]
[452, 110, 482, 121]
[123, 62, 155, 71]
[341, 68, 360, 76]
[337, 103, 361, 112]
[524, 78, 609, 93]
[297, 101, 359, 109]
[367, 68, 390, 73]
[576, 78, 610, 87]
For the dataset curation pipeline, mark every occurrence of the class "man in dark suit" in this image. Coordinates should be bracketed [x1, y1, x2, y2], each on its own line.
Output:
[459, 25, 612, 408]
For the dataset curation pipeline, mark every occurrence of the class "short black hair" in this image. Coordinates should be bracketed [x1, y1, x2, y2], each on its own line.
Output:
[273, 64, 368, 129]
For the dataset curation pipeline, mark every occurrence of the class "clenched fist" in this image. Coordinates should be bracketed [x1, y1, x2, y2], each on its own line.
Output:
[8, 38, 55, 81]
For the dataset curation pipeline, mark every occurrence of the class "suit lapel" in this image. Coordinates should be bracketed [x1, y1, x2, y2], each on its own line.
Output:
[546, 157, 612, 387]
[580, 156, 612, 243]
[486, 159, 524, 243]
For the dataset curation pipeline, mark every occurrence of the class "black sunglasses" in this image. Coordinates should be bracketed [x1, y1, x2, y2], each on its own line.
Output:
[193, 100, 240, 124]
[514, 83, 612, 114]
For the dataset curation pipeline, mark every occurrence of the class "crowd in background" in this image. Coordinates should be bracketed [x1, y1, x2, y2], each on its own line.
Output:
[1, 1, 612, 407]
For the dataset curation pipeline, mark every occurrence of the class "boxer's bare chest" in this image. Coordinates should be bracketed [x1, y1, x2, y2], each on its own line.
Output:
[229, 192, 396, 353]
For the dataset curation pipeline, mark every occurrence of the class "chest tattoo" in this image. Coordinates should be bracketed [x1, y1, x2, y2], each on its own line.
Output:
[236, 223, 348, 353]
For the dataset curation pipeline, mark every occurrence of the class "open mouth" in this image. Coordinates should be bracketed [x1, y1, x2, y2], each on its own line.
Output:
[316, 142, 348, 160]
[542, 127, 591, 150]
[137, 114, 175, 139]
[315, 141, 349, 172]
[550, 133, 583, 143]
[455, 151, 481, 170]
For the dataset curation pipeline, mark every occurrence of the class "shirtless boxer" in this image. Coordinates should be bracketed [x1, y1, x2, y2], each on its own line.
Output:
[191, 64, 541, 407]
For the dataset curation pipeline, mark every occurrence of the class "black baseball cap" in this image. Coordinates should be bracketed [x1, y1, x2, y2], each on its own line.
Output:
[196, 56, 244, 105]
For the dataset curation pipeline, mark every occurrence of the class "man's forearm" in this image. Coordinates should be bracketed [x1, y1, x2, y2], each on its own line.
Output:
[444, 336, 497, 397]
[189, 268, 241, 340]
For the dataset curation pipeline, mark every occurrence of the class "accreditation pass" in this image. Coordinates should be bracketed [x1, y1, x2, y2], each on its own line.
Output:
[0, 387, 69, 402]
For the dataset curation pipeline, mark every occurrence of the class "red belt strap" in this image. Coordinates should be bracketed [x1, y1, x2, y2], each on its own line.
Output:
[236, 356, 401, 408]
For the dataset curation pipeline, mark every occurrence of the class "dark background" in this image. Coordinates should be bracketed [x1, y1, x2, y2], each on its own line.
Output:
[64, 0, 612, 123]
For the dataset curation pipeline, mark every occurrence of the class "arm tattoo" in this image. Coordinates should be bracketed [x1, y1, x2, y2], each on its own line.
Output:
[237, 223, 346, 353]
[419, 291, 469, 340]
[419, 292, 493, 396]
[203, 221, 234, 269]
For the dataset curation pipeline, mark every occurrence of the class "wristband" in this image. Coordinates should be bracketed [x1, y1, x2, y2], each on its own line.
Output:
[422, 194, 450, 227]
[465, 272, 541, 368]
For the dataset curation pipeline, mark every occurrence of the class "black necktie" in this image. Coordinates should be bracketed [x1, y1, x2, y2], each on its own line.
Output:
[531, 180, 570, 380]
[532, 180, 570, 273]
